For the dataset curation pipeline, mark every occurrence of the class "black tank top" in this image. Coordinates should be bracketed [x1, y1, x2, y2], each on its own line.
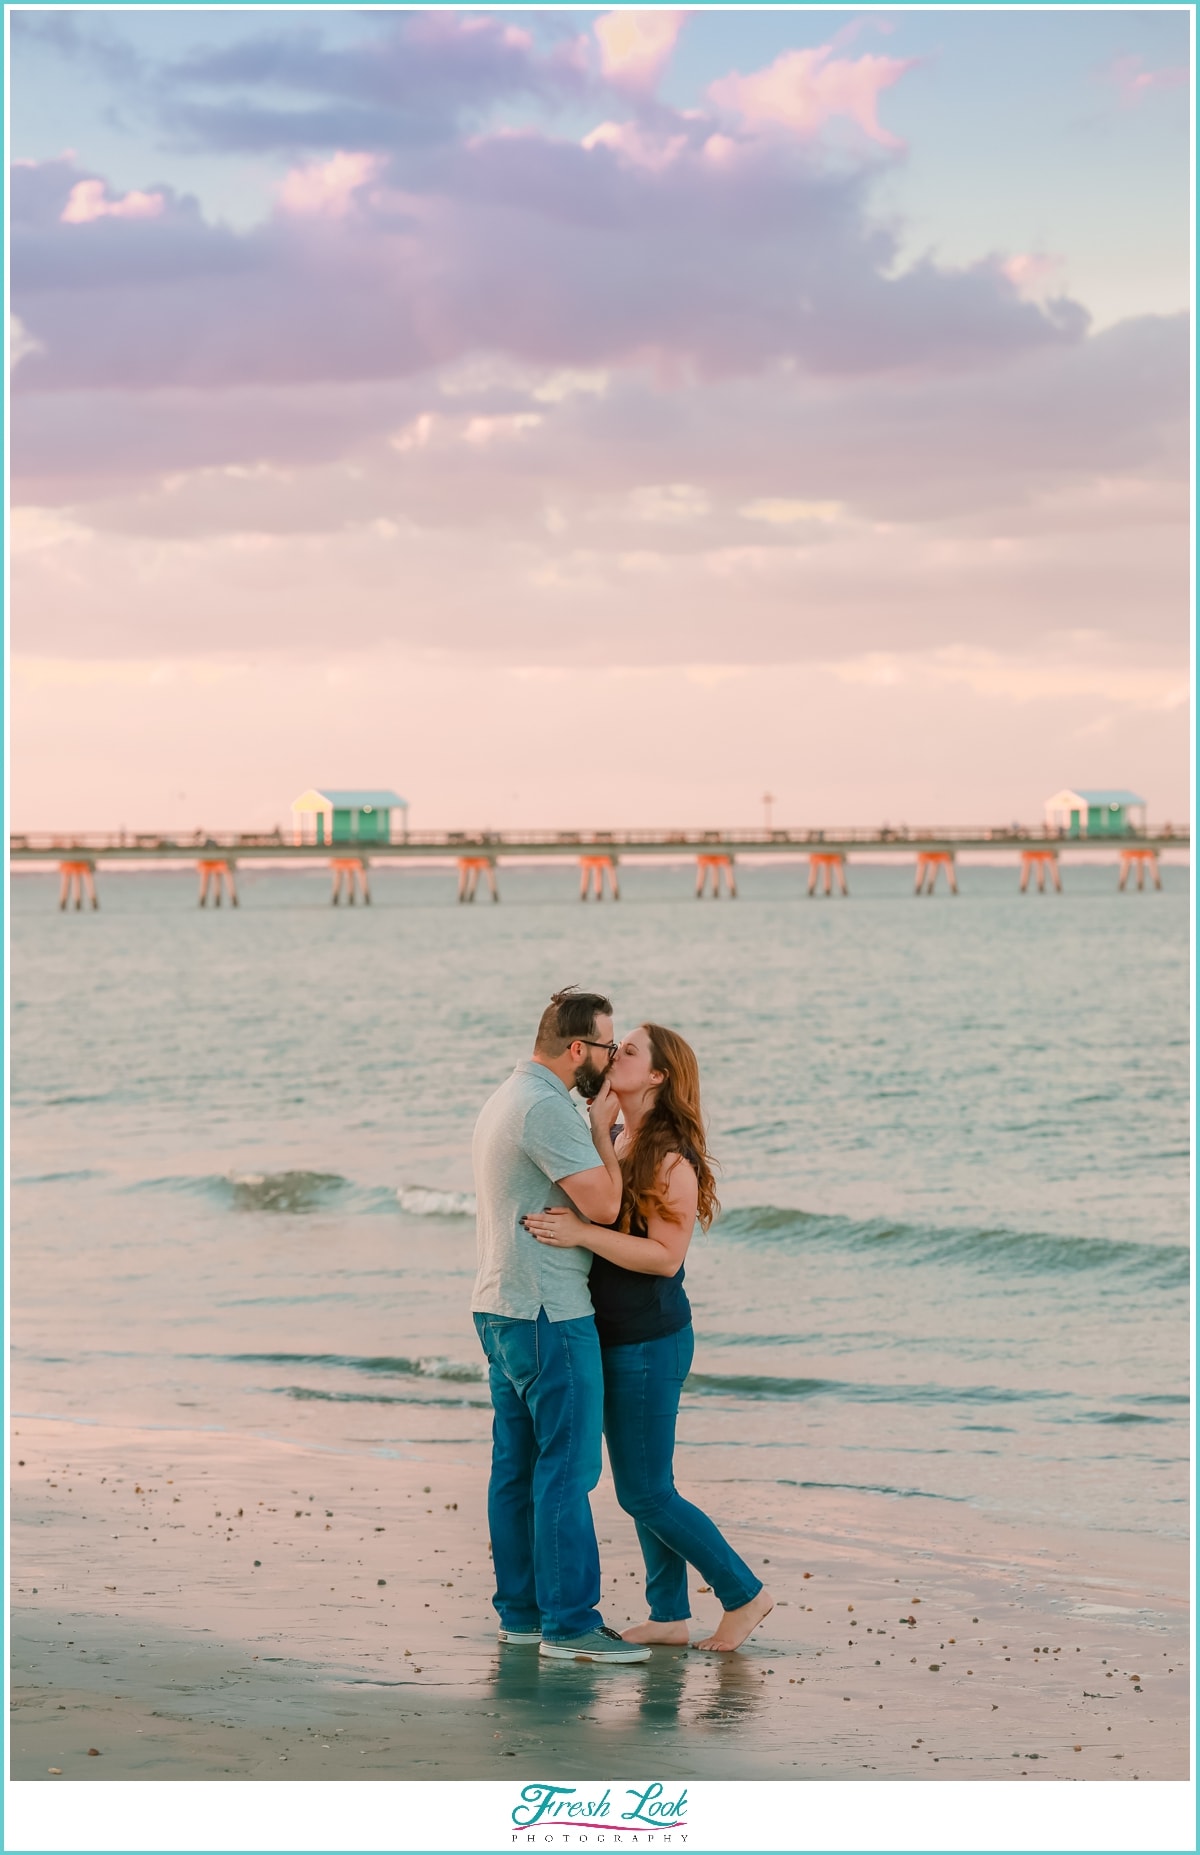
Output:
[589, 1136, 693, 1349]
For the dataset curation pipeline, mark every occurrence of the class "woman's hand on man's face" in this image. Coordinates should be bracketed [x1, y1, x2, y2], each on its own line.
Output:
[521, 1207, 590, 1248]
[586, 1077, 620, 1132]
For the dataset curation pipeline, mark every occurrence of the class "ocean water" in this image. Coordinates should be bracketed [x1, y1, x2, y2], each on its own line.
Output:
[9, 859, 1191, 1542]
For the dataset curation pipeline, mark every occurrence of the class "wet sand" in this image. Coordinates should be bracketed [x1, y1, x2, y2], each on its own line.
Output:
[10, 1415, 1188, 1782]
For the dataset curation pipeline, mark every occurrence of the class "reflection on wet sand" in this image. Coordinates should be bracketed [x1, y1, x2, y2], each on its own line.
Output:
[486, 1641, 765, 1755]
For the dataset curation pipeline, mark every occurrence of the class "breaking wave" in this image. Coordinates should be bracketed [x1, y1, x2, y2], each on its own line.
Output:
[124, 1170, 1186, 1292]
[130, 1171, 476, 1219]
[216, 1350, 485, 1383]
[714, 1204, 1189, 1289]
[396, 1186, 476, 1218]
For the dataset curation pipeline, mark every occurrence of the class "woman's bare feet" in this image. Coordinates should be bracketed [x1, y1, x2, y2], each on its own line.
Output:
[621, 1620, 690, 1646]
[693, 1588, 774, 1652]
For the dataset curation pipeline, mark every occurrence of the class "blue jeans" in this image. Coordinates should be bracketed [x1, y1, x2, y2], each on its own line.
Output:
[473, 1308, 605, 1642]
[602, 1325, 762, 1622]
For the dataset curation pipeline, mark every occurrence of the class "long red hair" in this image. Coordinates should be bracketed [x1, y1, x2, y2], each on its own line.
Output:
[620, 1024, 720, 1232]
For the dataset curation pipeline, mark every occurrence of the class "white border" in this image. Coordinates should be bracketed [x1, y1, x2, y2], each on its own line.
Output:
[4, 5, 1195, 1853]
[3, 1779, 1199, 1853]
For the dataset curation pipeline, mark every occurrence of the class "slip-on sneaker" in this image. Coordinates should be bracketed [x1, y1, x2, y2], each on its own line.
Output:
[539, 1626, 651, 1664]
[497, 1626, 543, 1645]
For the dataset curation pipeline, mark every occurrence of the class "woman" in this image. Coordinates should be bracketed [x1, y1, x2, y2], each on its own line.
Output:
[523, 1024, 773, 1652]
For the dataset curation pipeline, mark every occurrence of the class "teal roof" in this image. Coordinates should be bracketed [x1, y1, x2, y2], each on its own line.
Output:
[1073, 789, 1146, 807]
[314, 789, 408, 808]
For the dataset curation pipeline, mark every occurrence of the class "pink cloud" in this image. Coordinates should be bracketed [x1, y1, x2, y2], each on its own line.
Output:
[1001, 252, 1066, 298]
[60, 178, 165, 224]
[277, 151, 382, 218]
[594, 10, 687, 92]
[709, 45, 915, 150]
[581, 119, 688, 170]
[458, 17, 534, 55]
[1103, 55, 1189, 108]
[829, 15, 899, 53]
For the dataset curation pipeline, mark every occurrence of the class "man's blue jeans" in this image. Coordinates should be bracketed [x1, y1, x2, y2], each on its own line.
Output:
[602, 1324, 763, 1621]
[473, 1307, 605, 1642]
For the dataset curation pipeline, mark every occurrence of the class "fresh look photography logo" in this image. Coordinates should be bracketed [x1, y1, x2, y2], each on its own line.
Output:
[511, 1783, 689, 1842]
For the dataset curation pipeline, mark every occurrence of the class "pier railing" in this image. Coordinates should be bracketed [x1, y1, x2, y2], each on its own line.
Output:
[8, 822, 1190, 856]
[17, 821, 1187, 906]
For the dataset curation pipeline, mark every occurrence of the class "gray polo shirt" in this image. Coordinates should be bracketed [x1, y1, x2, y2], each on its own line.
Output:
[471, 1060, 603, 1321]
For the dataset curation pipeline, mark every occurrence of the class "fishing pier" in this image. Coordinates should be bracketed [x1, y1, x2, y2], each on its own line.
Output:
[11, 822, 1188, 908]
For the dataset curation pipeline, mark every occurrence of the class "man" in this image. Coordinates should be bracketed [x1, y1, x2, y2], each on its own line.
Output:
[472, 986, 650, 1664]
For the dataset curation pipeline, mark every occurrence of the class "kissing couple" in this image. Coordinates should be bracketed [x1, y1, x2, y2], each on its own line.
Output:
[470, 986, 773, 1663]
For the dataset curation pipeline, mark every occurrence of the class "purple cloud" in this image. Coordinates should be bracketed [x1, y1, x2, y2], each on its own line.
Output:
[12, 126, 1087, 402]
[13, 310, 1182, 528]
[21, 11, 595, 158]
[12, 156, 251, 296]
[10, 9, 145, 85]
[165, 11, 587, 112]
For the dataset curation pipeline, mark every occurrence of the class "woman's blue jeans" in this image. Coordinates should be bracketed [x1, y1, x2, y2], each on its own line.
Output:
[602, 1324, 762, 1622]
[474, 1307, 605, 1642]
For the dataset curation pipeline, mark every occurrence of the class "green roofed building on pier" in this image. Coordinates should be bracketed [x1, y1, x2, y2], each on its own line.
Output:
[1043, 788, 1147, 838]
[291, 788, 409, 846]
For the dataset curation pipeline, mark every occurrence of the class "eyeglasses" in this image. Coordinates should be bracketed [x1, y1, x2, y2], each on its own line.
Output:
[577, 1039, 619, 1060]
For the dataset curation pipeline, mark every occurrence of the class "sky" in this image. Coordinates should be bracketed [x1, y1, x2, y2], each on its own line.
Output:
[9, 5, 1193, 833]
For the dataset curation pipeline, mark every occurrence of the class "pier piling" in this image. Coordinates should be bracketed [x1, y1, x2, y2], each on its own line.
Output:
[330, 857, 370, 905]
[457, 857, 498, 903]
[1118, 848, 1161, 892]
[197, 859, 238, 907]
[1019, 849, 1061, 894]
[695, 854, 737, 899]
[915, 851, 958, 896]
[579, 855, 619, 901]
[58, 860, 98, 911]
[808, 852, 848, 897]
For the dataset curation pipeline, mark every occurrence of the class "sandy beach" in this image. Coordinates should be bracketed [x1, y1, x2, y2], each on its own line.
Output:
[10, 1414, 1188, 1784]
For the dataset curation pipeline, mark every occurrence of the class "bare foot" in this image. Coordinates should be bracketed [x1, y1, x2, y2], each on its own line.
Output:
[693, 1588, 774, 1652]
[622, 1620, 690, 1646]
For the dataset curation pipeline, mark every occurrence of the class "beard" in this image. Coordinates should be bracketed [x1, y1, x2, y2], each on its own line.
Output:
[573, 1054, 608, 1100]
